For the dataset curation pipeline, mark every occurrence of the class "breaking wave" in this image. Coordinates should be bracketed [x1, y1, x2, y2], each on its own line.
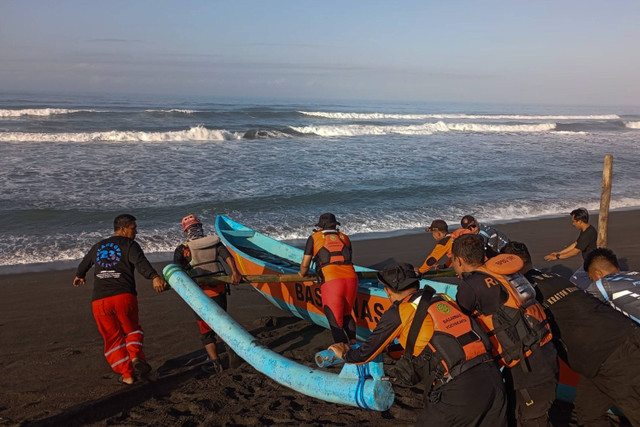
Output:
[0, 126, 239, 143]
[144, 109, 198, 114]
[0, 121, 562, 142]
[289, 121, 556, 137]
[625, 121, 640, 129]
[299, 111, 620, 121]
[0, 108, 99, 118]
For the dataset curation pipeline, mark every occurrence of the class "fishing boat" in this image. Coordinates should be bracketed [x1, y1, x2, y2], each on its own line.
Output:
[214, 215, 581, 403]
[214, 215, 458, 341]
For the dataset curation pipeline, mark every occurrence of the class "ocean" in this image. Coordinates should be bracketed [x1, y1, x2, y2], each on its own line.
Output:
[1, 92, 639, 273]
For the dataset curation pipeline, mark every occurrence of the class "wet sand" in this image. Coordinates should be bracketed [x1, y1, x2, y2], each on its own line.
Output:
[1, 210, 638, 426]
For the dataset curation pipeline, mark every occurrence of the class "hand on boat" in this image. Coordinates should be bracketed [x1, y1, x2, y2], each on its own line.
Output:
[230, 271, 242, 285]
[328, 343, 350, 360]
[152, 276, 167, 293]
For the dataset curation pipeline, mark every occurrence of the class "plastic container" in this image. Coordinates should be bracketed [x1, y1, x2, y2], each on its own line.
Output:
[506, 273, 536, 304]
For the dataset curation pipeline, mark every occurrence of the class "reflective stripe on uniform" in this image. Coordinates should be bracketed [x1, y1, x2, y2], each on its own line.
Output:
[110, 356, 130, 368]
[105, 343, 126, 357]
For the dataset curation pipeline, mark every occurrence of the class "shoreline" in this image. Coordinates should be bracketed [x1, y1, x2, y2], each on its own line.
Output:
[2, 206, 639, 277]
[1, 209, 639, 425]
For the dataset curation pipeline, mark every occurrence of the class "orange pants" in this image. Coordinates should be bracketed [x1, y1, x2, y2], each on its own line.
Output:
[92, 293, 145, 379]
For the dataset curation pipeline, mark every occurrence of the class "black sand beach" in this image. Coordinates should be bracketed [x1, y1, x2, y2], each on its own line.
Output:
[1, 210, 638, 426]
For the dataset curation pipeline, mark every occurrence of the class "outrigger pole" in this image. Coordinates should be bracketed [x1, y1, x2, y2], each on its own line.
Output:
[162, 264, 395, 411]
[195, 269, 456, 286]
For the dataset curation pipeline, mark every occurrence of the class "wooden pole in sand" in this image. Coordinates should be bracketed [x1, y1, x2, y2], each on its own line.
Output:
[597, 154, 613, 248]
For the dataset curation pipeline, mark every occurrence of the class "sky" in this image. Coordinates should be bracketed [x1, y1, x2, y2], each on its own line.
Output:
[1, 0, 639, 105]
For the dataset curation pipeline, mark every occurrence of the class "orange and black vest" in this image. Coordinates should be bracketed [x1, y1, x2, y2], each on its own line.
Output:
[471, 255, 552, 368]
[311, 230, 353, 269]
[397, 289, 491, 388]
[418, 295, 492, 385]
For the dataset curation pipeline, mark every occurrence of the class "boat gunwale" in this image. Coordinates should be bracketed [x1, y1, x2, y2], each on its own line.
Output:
[216, 215, 387, 298]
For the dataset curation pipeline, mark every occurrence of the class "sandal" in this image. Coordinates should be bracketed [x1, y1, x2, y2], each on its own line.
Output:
[133, 359, 152, 378]
[201, 359, 224, 375]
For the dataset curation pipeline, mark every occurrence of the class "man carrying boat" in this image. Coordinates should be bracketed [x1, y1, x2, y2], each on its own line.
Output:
[503, 241, 640, 426]
[452, 234, 558, 427]
[73, 214, 166, 385]
[174, 214, 242, 374]
[415, 220, 453, 275]
[584, 247, 640, 324]
[329, 263, 507, 426]
[298, 213, 358, 344]
[460, 214, 509, 258]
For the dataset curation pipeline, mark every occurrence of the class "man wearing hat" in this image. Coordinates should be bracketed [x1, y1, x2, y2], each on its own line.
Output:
[298, 213, 358, 344]
[174, 214, 242, 374]
[329, 263, 506, 426]
[416, 219, 454, 275]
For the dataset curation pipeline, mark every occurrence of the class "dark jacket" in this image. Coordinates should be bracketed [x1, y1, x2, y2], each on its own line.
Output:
[527, 269, 639, 377]
[76, 235, 158, 301]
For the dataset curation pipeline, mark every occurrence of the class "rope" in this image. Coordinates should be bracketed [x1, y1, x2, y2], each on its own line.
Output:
[355, 363, 372, 410]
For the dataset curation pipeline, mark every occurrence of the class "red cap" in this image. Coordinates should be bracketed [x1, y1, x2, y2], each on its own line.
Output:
[181, 214, 202, 232]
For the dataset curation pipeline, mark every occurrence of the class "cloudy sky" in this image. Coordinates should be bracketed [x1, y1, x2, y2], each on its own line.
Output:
[1, 0, 639, 105]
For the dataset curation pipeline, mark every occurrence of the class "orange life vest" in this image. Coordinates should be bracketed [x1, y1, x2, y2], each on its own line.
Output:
[471, 254, 552, 368]
[398, 293, 492, 388]
[421, 295, 492, 384]
[311, 230, 352, 268]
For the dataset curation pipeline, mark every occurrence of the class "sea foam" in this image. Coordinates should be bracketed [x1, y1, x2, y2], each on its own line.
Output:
[144, 109, 198, 114]
[289, 121, 556, 137]
[625, 121, 640, 129]
[0, 108, 98, 117]
[0, 125, 238, 143]
[299, 111, 620, 121]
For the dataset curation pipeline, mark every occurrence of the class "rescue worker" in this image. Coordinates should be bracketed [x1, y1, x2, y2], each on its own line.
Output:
[73, 214, 166, 385]
[174, 214, 242, 373]
[460, 214, 509, 258]
[451, 234, 558, 427]
[503, 241, 640, 426]
[415, 219, 453, 275]
[329, 262, 507, 426]
[298, 213, 358, 344]
[584, 247, 640, 324]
